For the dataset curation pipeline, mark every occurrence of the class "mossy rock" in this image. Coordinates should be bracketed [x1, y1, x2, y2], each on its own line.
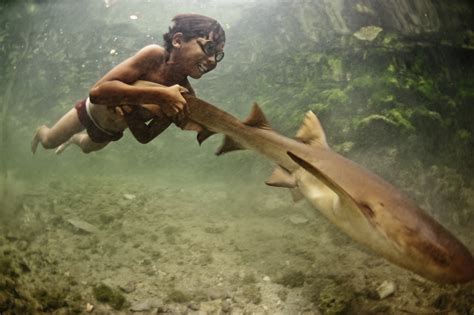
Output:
[33, 288, 68, 312]
[0, 276, 35, 314]
[277, 289, 288, 302]
[242, 273, 257, 285]
[276, 270, 305, 288]
[317, 282, 353, 315]
[0, 258, 19, 278]
[320, 88, 349, 105]
[167, 289, 190, 303]
[242, 284, 262, 305]
[93, 283, 127, 310]
[163, 225, 180, 236]
[452, 283, 474, 314]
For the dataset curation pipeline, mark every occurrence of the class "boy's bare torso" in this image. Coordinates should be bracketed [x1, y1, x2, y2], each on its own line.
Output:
[89, 66, 193, 132]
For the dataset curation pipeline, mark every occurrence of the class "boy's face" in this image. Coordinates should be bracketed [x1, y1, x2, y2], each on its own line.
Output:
[172, 31, 225, 79]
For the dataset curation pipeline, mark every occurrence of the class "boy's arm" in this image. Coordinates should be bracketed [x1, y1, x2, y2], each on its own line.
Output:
[88, 45, 187, 117]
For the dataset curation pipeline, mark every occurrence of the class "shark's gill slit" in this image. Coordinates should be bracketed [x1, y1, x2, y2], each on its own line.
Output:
[359, 203, 375, 218]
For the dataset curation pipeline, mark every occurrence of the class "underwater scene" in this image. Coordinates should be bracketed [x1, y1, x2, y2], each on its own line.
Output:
[1, 0, 474, 314]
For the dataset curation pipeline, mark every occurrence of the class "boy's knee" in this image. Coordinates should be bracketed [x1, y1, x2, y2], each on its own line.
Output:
[41, 136, 60, 149]
[81, 147, 94, 154]
[81, 143, 103, 154]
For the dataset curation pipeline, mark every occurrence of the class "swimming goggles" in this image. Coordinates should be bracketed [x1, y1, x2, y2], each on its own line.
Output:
[198, 40, 224, 62]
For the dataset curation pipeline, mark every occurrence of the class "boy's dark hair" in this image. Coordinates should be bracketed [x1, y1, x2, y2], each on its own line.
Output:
[163, 14, 226, 52]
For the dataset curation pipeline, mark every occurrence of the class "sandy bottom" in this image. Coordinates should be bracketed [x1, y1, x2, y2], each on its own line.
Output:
[0, 171, 473, 314]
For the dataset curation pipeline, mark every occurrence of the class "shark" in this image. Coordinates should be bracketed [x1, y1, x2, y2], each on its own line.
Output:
[135, 80, 474, 284]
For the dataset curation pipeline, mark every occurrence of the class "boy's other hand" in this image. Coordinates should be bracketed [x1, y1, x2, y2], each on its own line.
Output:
[110, 105, 133, 116]
[161, 84, 189, 118]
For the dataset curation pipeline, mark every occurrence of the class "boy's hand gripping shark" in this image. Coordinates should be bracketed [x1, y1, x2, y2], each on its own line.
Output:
[135, 81, 474, 284]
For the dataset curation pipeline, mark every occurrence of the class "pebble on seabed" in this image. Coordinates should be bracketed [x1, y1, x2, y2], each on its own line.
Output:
[85, 303, 94, 312]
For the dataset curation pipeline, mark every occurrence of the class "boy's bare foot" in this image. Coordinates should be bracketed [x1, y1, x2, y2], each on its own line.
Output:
[55, 139, 72, 155]
[31, 126, 45, 154]
[31, 135, 39, 154]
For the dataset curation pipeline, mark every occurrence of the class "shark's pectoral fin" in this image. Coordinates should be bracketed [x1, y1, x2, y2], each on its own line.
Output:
[287, 151, 374, 221]
[243, 103, 271, 130]
[216, 136, 245, 155]
[266, 166, 304, 202]
[197, 129, 215, 145]
[265, 166, 297, 188]
[295, 111, 329, 148]
[176, 121, 215, 145]
[290, 188, 304, 202]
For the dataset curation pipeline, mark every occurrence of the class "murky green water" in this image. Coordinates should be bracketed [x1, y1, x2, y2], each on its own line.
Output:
[1, 0, 473, 314]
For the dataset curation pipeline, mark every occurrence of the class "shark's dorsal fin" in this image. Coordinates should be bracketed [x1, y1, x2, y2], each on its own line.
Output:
[287, 151, 375, 222]
[243, 103, 271, 129]
[216, 136, 245, 155]
[265, 166, 297, 188]
[295, 111, 328, 148]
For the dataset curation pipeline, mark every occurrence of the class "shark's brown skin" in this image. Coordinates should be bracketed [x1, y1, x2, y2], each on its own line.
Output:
[135, 80, 474, 284]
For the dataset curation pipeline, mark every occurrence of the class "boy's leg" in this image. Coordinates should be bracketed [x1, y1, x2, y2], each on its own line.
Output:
[31, 108, 84, 153]
[55, 132, 109, 154]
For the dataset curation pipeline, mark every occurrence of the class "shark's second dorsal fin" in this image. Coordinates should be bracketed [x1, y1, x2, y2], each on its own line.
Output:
[295, 111, 328, 148]
[265, 166, 297, 188]
[244, 103, 271, 130]
[216, 136, 245, 156]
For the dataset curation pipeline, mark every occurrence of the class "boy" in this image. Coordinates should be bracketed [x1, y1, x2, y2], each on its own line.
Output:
[31, 13, 225, 154]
